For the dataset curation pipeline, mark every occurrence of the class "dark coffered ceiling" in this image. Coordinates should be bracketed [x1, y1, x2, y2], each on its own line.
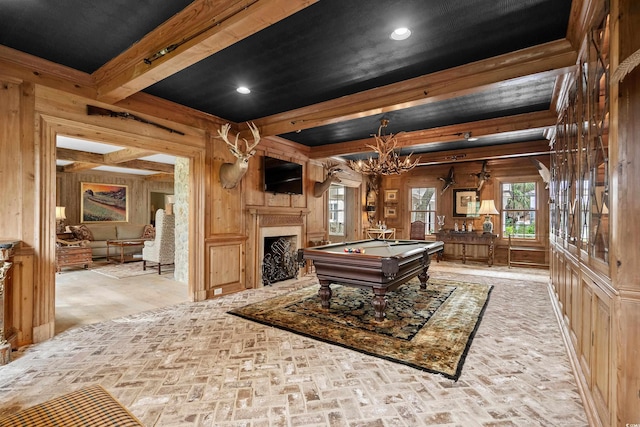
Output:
[0, 0, 575, 164]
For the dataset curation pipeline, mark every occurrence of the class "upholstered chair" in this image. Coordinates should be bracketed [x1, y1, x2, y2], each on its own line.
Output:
[142, 209, 175, 274]
[410, 220, 426, 240]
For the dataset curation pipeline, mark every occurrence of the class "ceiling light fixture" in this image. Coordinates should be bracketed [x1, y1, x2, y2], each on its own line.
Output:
[390, 27, 411, 41]
[464, 132, 478, 142]
[349, 119, 420, 176]
[236, 86, 251, 94]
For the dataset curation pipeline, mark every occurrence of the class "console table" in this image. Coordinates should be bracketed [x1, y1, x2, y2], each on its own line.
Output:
[366, 228, 396, 239]
[433, 231, 497, 266]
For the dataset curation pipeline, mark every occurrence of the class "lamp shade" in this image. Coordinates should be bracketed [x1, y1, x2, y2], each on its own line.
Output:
[55, 206, 66, 220]
[478, 200, 499, 215]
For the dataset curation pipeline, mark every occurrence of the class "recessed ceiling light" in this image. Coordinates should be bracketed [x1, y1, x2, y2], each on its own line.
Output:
[390, 27, 411, 41]
[236, 86, 251, 94]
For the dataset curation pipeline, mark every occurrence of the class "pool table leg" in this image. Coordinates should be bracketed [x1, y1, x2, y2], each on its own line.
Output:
[318, 280, 332, 309]
[371, 288, 387, 321]
[418, 252, 431, 289]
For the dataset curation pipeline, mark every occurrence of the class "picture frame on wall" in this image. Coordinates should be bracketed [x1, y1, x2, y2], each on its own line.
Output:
[81, 182, 129, 222]
[384, 206, 397, 218]
[453, 188, 480, 217]
[384, 189, 398, 203]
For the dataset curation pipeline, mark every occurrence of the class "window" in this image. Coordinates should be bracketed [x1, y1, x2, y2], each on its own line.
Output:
[328, 184, 345, 236]
[410, 187, 436, 234]
[502, 181, 537, 239]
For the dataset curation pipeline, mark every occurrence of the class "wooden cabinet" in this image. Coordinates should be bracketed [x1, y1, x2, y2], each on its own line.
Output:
[551, 247, 613, 426]
[56, 246, 92, 272]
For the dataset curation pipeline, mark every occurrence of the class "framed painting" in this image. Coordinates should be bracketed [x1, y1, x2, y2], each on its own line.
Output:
[384, 206, 397, 218]
[453, 188, 480, 217]
[81, 182, 128, 222]
[384, 189, 398, 203]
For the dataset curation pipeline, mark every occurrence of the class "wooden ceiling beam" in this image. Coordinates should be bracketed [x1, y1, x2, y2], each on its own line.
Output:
[253, 39, 576, 137]
[104, 147, 158, 164]
[144, 173, 175, 182]
[57, 148, 174, 173]
[309, 110, 556, 159]
[62, 162, 102, 173]
[414, 140, 551, 166]
[57, 148, 105, 164]
[115, 160, 174, 174]
[94, 0, 318, 104]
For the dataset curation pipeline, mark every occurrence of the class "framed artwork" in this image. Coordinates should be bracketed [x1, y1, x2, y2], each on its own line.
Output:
[384, 206, 397, 218]
[453, 188, 480, 217]
[81, 182, 128, 222]
[384, 189, 398, 203]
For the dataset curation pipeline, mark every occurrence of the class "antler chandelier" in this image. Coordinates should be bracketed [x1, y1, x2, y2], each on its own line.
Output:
[349, 119, 420, 175]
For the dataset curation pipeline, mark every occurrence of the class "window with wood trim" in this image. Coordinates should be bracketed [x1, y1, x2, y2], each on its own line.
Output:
[409, 187, 436, 234]
[501, 181, 538, 239]
[328, 184, 345, 236]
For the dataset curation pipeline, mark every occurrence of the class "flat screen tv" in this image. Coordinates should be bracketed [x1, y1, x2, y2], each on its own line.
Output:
[263, 156, 303, 195]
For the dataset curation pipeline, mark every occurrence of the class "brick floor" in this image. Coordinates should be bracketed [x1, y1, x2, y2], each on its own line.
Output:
[0, 263, 588, 426]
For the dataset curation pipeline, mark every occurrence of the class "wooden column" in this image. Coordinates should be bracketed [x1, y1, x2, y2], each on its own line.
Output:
[610, 0, 640, 425]
[0, 79, 45, 345]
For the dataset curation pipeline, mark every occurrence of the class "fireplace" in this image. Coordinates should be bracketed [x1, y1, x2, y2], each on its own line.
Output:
[248, 208, 308, 288]
[262, 235, 299, 286]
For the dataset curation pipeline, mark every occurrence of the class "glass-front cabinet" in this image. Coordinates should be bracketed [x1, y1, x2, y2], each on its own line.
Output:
[551, 12, 610, 270]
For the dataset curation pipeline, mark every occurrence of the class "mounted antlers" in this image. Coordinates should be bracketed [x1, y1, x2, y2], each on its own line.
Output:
[218, 122, 261, 189]
[313, 163, 343, 197]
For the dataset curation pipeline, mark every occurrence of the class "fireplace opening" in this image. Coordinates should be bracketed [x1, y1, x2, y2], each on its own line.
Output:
[262, 235, 299, 286]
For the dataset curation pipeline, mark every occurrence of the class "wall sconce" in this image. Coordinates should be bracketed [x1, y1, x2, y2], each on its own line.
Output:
[165, 195, 175, 216]
[478, 200, 499, 234]
[55, 206, 67, 234]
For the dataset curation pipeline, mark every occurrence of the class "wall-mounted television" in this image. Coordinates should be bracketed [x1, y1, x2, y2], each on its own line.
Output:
[263, 156, 303, 195]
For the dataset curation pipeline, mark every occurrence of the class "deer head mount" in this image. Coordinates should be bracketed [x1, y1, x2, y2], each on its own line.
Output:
[218, 122, 260, 189]
[313, 163, 344, 198]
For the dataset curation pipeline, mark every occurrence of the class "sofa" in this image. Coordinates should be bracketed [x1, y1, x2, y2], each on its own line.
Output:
[69, 223, 154, 259]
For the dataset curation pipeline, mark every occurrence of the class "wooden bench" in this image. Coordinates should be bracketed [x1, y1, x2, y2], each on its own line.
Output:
[508, 235, 549, 268]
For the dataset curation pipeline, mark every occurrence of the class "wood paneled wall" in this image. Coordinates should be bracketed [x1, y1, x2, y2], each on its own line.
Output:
[548, 0, 640, 425]
[377, 157, 550, 266]
[56, 171, 174, 226]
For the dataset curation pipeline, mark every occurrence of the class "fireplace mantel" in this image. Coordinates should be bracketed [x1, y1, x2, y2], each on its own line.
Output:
[247, 206, 310, 217]
[246, 207, 309, 288]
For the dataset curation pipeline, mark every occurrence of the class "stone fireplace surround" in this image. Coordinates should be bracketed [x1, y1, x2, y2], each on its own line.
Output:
[247, 208, 308, 288]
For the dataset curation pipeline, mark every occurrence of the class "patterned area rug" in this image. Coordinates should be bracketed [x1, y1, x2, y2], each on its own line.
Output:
[91, 261, 156, 279]
[229, 278, 492, 380]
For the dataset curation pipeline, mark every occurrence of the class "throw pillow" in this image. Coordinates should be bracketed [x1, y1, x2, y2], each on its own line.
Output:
[70, 224, 94, 241]
[142, 224, 156, 239]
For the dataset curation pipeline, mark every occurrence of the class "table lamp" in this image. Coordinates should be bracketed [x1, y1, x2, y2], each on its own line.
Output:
[55, 206, 67, 234]
[478, 200, 499, 234]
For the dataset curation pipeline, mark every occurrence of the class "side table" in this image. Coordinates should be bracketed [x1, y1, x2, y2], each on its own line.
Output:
[56, 246, 93, 272]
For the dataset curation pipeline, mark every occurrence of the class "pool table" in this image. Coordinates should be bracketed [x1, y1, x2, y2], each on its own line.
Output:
[297, 239, 444, 321]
